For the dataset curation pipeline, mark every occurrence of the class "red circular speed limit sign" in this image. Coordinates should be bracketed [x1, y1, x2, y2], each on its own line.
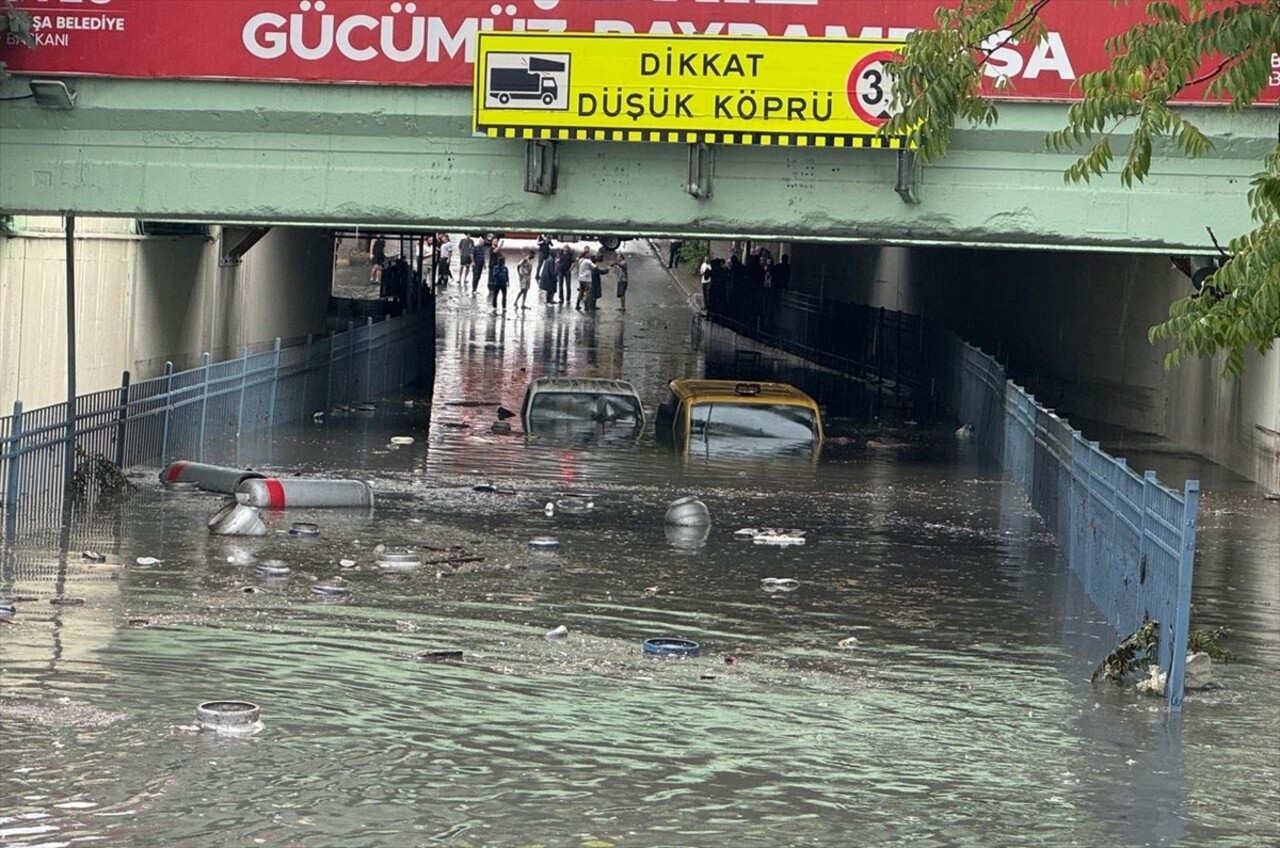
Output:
[847, 50, 901, 127]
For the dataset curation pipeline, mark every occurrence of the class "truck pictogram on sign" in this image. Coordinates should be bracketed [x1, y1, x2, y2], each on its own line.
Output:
[483, 54, 570, 110]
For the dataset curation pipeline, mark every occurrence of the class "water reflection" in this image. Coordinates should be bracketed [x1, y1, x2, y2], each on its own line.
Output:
[1, 249, 1277, 847]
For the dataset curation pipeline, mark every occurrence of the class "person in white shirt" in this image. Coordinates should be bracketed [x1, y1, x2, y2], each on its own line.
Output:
[437, 236, 454, 285]
[575, 249, 597, 311]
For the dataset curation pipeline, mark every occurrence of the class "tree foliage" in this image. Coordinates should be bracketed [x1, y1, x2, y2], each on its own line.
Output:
[885, 0, 1280, 376]
[0, 0, 35, 79]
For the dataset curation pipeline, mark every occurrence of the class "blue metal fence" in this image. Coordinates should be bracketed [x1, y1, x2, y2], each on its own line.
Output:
[705, 295, 1201, 709]
[941, 335, 1199, 709]
[1, 311, 432, 544]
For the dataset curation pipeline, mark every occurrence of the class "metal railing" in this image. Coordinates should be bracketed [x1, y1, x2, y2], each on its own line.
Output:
[708, 286, 932, 412]
[941, 335, 1199, 709]
[1, 311, 432, 543]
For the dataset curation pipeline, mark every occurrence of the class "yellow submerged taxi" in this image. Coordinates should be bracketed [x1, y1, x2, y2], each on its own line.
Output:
[655, 379, 824, 457]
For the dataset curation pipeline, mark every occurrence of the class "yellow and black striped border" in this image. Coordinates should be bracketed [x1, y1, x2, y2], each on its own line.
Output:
[479, 126, 908, 149]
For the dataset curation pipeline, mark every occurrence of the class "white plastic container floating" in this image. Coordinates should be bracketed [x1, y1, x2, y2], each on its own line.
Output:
[545, 624, 569, 639]
[196, 700, 262, 734]
[390, 436, 415, 445]
[311, 582, 350, 597]
[160, 461, 265, 495]
[255, 562, 291, 578]
[665, 523, 710, 550]
[236, 478, 375, 509]
[736, 527, 806, 545]
[555, 495, 594, 514]
[377, 551, 422, 572]
[752, 529, 806, 546]
[207, 501, 268, 537]
[760, 577, 801, 592]
[665, 496, 711, 527]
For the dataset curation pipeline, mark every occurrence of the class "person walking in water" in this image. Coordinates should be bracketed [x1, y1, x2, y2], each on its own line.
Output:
[539, 249, 558, 304]
[556, 244, 574, 305]
[575, 247, 597, 311]
[471, 237, 488, 294]
[613, 254, 629, 311]
[488, 251, 509, 312]
[667, 238, 683, 269]
[369, 234, 386, 286]
[515, 249, 534, 309]
[457, 234, 473, 288]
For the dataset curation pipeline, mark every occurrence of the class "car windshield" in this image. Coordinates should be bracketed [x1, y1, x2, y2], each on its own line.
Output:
[528, 392, 643, 426]
[689, 402, 818, 455]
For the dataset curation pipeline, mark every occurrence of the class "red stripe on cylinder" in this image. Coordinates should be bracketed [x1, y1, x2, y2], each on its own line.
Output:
[164, 461, 188, 483]
[264, 478, 287, 509]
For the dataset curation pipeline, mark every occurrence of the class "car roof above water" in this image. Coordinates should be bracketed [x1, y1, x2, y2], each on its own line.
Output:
[667, 379, 817, 406]
[525, 377, 641, 396]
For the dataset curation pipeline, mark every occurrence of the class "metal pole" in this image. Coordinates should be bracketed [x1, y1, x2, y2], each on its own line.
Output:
[1167, 479, 1201, 710]
[4, 401, 23, 542]
[62, 215, 78, 513]
[268, 337, 282, 429]
[198, 352, 211, 463]
[114, 370, 131, 469]
[160, 361, 174, 464]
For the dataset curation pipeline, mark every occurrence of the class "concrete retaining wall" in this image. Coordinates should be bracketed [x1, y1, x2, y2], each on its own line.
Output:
[0, 218, 333, 411]
[789, 243, 1279, 491]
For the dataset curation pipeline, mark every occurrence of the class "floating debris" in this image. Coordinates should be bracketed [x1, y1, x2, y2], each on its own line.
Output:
[837, 637, 860, 649]
[546, 624, 569, 639]
[81, 550, 107, 562]
[529, 537, 560, 552]
[760, 577, 801, 592]
[665, 496, 710, 527]
[390, 436, 415, 445]
[135, 557, 164, 566]
[50, 597, 86, 606]
[416, 650, 464, 662]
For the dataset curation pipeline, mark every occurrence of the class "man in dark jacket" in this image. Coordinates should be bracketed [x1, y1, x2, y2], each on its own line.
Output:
[769, 254, 791, 290]
[539, 251, 558, 304]
[555, 245, 574, 305]
[470, 238, 488, 294]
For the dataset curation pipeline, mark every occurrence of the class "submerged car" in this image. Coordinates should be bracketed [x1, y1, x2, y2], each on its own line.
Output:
[656, 379, 824, 457]
[520, 377, 646, 440]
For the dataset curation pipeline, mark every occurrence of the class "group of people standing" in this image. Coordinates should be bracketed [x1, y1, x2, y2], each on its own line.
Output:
[531, 236, 628, 311]
[425, 233, 628, 313]
[697, 246, 791, 314]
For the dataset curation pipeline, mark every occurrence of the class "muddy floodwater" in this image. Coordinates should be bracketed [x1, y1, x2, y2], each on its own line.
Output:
[2, 246, 1278, 847]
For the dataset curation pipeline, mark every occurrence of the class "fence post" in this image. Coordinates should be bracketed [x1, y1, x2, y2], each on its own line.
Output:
[268, 337, 282, 429]
[326, 331, 337, 412]
[198, 352, 211, 463]
[236, 345, 248, 438]
[114, 370, 131, 469]
[3, 401, 23, 542]
[160, 361, 174, 464]
[364, 316, 374, 397]
[1166, 479, 1200, 711]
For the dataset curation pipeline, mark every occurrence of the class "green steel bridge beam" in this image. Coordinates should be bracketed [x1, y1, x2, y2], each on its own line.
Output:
[0, 78, 1269, 253]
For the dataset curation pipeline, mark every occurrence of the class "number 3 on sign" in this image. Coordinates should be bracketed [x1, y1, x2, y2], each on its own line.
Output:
[847, 50, 901, 127]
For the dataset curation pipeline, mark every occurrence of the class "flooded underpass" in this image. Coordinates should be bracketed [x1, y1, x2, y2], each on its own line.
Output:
[2, 244, 1278, 847]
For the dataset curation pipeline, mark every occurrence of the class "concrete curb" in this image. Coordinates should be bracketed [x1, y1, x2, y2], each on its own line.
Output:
[644, 239, 704, 313]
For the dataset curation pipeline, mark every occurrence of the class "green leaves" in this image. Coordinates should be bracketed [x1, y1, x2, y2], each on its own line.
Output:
[887, 0, 1280, 376]
[0, 0, 37, 79]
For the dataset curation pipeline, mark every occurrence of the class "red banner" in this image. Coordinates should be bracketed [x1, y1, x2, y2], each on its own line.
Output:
[2, 0, 1271, 102]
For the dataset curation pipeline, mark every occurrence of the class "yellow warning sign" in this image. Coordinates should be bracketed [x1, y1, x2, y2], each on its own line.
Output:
[473, 32, 907, 148]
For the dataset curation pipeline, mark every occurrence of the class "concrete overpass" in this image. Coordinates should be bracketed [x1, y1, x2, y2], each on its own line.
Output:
[0, 76, 1270, 253]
